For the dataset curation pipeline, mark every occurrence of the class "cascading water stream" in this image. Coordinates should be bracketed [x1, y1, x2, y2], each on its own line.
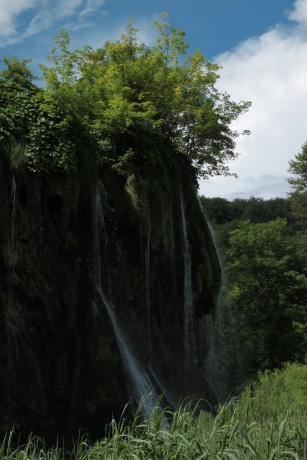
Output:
[10, 175, 16, 251]
[92, 183, 108, 285]
[8, 175, 17, 298]
[197, 194, 228, 399]
[199, 194, 243, 401]
[96, 286, 160, 416]
[180, 191, 196, 389]
[92, 185, 162, 416]
[145, 229, 152, 363]
[6, 176, 18, 420]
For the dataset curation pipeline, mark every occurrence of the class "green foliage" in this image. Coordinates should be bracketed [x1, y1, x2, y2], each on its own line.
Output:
[201, 196, 296, 250]
[0, 57, 36, 87]
[39, 29, 91, 115]
[1, 17, 250, 182]
[201, 196, 295, 227]
[1, 391, 306, 459]
[236, 362, 307, 427]
[0, 24, 244, 185]
[227, 218, 307, 374]
[288, 141, 307, 228]
[200, 196, 307, 388]
[0, 77, 77, 173]
[39, 16, 250, 181]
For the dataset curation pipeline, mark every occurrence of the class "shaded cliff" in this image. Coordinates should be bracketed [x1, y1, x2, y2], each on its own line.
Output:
[0, 24, 249, 441]
[0, 151, 221, 442]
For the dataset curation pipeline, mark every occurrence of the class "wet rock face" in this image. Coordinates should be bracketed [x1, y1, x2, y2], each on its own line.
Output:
[0, 167, 220, 443]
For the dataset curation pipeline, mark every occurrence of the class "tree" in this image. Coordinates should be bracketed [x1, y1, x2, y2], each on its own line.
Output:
[227, 218, 307, 377]
[200, 196, 296, 253]
[0, 58, 77, 173]
[288, 141, 307, 227]
[0, 57, 36, 87]
[40, 16, 251, 182]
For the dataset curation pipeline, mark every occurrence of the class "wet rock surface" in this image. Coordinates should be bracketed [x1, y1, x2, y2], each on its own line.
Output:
[0, 166, 220, 443]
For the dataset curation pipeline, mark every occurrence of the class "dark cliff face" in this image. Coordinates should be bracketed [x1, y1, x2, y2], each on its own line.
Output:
[0, 159, 220, 443]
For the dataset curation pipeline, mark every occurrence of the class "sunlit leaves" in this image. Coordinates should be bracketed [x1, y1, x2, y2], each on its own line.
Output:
[39, 16, 250, 180]
[1, 16, 250, 178]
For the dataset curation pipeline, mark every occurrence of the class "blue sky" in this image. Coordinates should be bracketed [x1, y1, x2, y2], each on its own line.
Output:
[1, 0, 307, 199]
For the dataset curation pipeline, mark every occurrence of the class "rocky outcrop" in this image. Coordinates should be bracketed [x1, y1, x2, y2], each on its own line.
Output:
[0, 158, 220, 443]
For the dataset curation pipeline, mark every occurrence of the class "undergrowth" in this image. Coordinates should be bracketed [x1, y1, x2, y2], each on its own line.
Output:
[0, 400, 305, 460]
[1, 364, 306, 459]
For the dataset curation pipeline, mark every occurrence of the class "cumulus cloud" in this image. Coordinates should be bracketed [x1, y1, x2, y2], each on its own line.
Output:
[0, 0, 106, 45]
[199, 0, 307, 199]
[288, 0, 307, 25]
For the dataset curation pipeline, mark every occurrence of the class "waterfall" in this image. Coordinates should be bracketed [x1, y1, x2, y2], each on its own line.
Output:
[10, 175, 16, 250]
[91, 185, 162, 416]
[96, 286, 160, 416]
[145, 230, 152, 363]
[92, 183, 108, 286]
[199, 194, 243, 401]
[180, 192, 196, 389]
[8, 175, 17, 300]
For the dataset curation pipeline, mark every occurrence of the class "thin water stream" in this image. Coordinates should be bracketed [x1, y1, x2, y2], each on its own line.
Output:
[91, 185, 161, 415]
[96, 285, 160, 416]
[180, 191, 197, 389]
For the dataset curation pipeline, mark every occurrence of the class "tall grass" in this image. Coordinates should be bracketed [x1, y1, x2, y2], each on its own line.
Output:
[1, 364, 307, 459]
[0, 398, 305, 460]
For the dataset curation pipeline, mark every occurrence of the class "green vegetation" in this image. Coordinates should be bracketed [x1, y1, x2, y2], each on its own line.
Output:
[288, 141, 307, 229]
[236, 362, 307, 424]
[0, 15, 250, 185]
[228, 218, 307, 374]
[1, 363, 306, 459]
[1, 15, 306, 459]
[201, 196, 296, 250]
[200, 195, 307, 389]
[0, 72, 78, 173]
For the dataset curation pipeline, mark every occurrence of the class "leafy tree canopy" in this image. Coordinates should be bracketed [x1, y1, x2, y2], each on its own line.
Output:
[38, 16, 250, 180]
[0, 69, 78, 173]
[288, 141, 307, 227]
[227, 218, 307, 373]
[0, 57, 36, 87]
[0, 16, 250, 181]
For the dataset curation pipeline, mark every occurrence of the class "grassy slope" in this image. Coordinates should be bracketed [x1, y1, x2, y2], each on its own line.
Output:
[2, 363, 306, 459]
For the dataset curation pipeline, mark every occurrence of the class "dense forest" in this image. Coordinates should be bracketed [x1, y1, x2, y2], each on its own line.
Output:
[0, 15, 306, 459]
[200, 195, 307, 395]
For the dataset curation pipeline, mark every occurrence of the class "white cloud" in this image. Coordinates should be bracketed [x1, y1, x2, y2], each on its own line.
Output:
[0, 0, 37, 36]
[200, 0, 307, 199]
[79, 8, 95, 17]
[56, 0, 84, 18]
[288, 0, 307, 26]
[0, 0, 106, 45]
[87, 0, 105, 7]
